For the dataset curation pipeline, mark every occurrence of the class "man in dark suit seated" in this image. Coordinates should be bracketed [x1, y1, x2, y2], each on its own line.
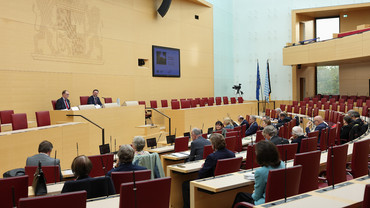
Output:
[305, 115, 328, 142]
[262, 125, 289, 145]
[55, 90, 71, 110]
[245, 116, 258, 136]
[182, 133, 235, 208]
[26, 140, 62, 180]
[238, 116, 250, 129]
[87, 89, 103, 106]
[275, 112, 292, 128]
[290, 126, 306, 153]
[62, 155, 116, 198]
[188, 128, 211, 162]
[106, 145, 146, 177]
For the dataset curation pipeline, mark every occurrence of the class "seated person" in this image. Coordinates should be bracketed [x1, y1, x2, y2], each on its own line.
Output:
[262, 125, 289, 145]
[238, 116, 249, 129]
[340, 115, 353, 143]
[55, 90, 71, 110]
[260, 119, 271, 130]
[214, 121, 227, 137]
[132, 136, 149, 155]
[26, 140, 62, 180]
[107, 145, 146, 177]
[275, 108, 282, 119]
[62, 155, 115, 198]
[188, 128, 211, 161]
[275, 112, 292, 128]
[223, 117, 234, 130]
[182, 133, 235, 208]
[290, 126, 306, 153]
[351, 111, 364, 126]
[245, 116, 258, 136]
[232, 140, 285, 206]
[305, 116, 328, 142]
[87, 89, 103, 106]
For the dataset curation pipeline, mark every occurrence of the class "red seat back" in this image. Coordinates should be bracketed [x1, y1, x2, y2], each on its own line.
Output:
[226, 131, 239, 138]
[255, 130, 264, 143]
[223, 96, 229, 105]
[171, 100, 180, 110]
[326, 144, 349, 185]
[111, 170, 151, 194]
[104, 97, 113, 103]
[0, 110, 14, 124]
[19, 191, 86, 208]
[292, 101, 298, 106]
[51, 100, 57, 110]
[318, 128, 328, 151]
[270, 110, 276, 119]
[347, 103, 354, 112]
[323, 102, 330, 110]
[245, 144, 259, 169]
[356, 99, 363, 107]
[307, 107, 313, 117]
[331, 103, 338, 111]
[214, 157, 242, 176]
[237, 97, 244, 103]
[265, 109, 270, 116]
[293, 106, 299, 114]
[199, 99, 205, 107]
[150, 100, 157, 108]
[203, 145, 213, 159]
[286, 105, 292, 113]
[294, 150, 321, 194]
[350, 139, 370, 178]
[313, 108, 319, 116]
[138, 101, 146, 106]
[265, 165, 302, 203]
[190, 99, 197, 108]
[11, 113, 28, 130]
[280, 104, 286, 111]
[324, 109, 330, 121]
[208, 97, 214, 104]
[300, 106, 306, 115]
[362, 106, 369, 117]
[347, 99, 354, 104]
[364, 184, 370, 208]
[215, 97, 222, 105]
[339, 103, 345, 112]
[35, 111, 51, 127]
[307, 130, 319, 138]
[161, 100, 168, 108]
[0, 175, 28, 208]
[328, 127, 336, 147]
[276, 143, 298, 161]
[230, 97, 236, 104]
[300, 137, 318, 153]
[180, 100, 191, 109]
[24, 166, 60, 186]
[303, 97, 310, 102]
[316, 102, 322, 109]
[120, 177, 171, 208]
[312, 98, 318, 104]
[225, 136, 237, 152]
[299, 101, 306, 107]
[87, 154, 114, 177]
[174, 137, 189, 152]
[321, 98, 327, 103]
[80, 96, 89, 105]
[366, 100, 370, 108]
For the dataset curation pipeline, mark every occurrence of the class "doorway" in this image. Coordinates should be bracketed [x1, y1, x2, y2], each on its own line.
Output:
[300, 78, 306, 101]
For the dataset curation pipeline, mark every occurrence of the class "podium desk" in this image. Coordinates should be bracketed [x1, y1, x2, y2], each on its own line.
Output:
[50, 105, 145, 156]
[161, 103, 257, 136]
[0, 122, 89, 176]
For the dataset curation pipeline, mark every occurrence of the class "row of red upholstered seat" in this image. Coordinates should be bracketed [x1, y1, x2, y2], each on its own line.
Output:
[139, 96, 244, 110]
[0, 110, 51, 132]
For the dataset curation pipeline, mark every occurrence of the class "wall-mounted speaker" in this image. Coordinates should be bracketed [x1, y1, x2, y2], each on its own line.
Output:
[157, 0, 172, 17]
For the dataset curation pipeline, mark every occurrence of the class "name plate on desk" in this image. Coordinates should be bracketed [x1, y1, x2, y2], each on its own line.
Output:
[315, 182, 353, 193]
[261, 194, 311, 207]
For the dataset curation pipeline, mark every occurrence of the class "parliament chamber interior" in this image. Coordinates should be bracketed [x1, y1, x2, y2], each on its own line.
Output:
[1, 0, 370, 207]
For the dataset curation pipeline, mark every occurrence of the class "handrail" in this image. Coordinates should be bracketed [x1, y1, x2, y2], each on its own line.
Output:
[146, 108, 172, 135]
[67, 114, 105, 145]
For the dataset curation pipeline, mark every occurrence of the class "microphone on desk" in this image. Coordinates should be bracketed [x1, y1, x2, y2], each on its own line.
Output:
[76, 142, 79, 156]
[100, 156, 107, 176]
[54, 150, 57, 184]
[157, 133, 163, 144]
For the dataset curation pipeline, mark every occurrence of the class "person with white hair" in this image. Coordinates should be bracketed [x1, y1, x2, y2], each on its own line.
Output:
[132, 136, 149, 155]
[275, 108, 282, 119]
[290, 126, 306, 153]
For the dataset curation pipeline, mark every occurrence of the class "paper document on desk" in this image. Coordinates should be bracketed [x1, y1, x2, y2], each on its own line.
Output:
[172, 152, 189, 157]
[244, 172, 255, 180]
[63, 169, 73, 175]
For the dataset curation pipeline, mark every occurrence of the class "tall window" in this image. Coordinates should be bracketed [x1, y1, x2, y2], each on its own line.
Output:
[317, 66, 339, 95]
[315, 17, 340, 95]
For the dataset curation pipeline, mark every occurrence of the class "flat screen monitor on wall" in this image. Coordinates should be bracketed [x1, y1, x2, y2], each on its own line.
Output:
[152, 45, 180, 77]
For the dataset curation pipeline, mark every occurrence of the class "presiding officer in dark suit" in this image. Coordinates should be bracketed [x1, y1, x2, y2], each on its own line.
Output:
[188, 128, 211, 162]
[55, 90, 71, 110]
[87, 89, 102, 106]
[26, 140, 62, 180]
[262, 125, 289, 145]
[182, 133, 235, 208]
[106, 145, 146, 177]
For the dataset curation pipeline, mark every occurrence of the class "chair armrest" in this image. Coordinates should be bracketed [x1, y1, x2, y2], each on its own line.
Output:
[234, 202, 254, 208]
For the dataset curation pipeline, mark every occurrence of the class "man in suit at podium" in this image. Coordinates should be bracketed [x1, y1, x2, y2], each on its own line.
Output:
[55, 90, 71, 110]
[26, 140, 62, 179]
[87, 89, 102, 106]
